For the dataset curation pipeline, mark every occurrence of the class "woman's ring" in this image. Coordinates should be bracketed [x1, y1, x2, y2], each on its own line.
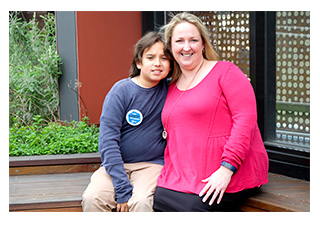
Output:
[215, 190, 220, 194]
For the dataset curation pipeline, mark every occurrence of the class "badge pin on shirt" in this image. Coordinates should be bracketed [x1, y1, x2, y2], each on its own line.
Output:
[126, 109, 143, 126]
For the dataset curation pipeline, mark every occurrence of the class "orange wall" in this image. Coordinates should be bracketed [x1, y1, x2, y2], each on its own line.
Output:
[76, 11, 142, 124]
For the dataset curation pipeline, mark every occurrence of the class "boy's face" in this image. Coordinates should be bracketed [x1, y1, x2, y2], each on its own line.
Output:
[136, 42, 171, 88]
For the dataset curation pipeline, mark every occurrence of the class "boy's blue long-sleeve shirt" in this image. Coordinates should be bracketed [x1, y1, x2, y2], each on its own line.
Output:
[99, 78, 167, 204]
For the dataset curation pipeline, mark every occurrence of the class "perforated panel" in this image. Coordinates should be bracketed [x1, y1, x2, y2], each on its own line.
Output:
[166, 11, 250, 76]
[275, 11, 310, 147]
[197, 11, 250, 76]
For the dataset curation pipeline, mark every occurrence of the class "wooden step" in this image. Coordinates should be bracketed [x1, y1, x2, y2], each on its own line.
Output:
[238, 173, 310, 212]
[9, 171, 310, 212]
[9, 153, 101, 175]
[9, 172, 92, 212]
[9, 153, 310, 212]
[10, 200, 82, 212]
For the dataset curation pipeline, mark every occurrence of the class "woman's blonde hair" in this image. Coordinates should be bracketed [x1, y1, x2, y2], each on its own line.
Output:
[163, 12, 219, 84]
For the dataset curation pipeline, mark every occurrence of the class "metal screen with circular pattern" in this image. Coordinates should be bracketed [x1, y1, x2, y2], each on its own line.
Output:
[275, 11, 310, 149]
[166, 11, 250, 76]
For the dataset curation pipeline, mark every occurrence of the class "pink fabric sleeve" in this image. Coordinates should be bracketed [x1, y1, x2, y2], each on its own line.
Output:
[220, 63, 257, 169]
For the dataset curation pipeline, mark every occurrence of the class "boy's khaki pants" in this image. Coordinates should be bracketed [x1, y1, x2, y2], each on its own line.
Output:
[82, 162, 163, 212]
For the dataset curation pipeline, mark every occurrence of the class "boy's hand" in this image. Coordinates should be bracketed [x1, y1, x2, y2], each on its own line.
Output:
[116, 202, 129, 212]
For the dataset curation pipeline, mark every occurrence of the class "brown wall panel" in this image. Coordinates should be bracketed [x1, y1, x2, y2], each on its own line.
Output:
[76, 11, 142, 124]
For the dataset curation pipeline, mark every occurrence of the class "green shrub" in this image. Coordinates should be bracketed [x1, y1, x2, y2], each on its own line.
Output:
[9, 12, 62, 127]
[9, 117, 99, 156]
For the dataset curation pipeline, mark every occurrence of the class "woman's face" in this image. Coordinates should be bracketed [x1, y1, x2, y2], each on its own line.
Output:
[171, 21, 204, 71]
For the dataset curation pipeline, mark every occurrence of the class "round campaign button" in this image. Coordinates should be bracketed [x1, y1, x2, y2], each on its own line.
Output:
[126, 109, 143, 126]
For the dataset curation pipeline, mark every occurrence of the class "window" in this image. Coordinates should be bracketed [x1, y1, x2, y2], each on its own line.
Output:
[275, 11, 310, 150]
[250, 11, 310, 180]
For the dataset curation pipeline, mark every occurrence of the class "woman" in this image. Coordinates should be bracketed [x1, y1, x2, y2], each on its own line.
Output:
[153, 12, 269, 212]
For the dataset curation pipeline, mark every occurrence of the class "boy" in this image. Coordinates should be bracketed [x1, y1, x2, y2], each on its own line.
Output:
[82, 32, 172, 212]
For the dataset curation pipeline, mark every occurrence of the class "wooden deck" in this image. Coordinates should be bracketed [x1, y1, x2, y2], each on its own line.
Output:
[9, 172, 91, 212]
[238, 173, 310, 212]
[9, 153, 99, 212]
[9, 153, 310, 212]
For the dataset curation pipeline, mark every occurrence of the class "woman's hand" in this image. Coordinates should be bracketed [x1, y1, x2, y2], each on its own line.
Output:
[116, 202, 129, 212]
[199, 166, 234, 205]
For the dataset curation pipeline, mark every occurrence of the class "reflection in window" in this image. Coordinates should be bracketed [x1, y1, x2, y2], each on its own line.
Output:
[275, 11, 310, 150]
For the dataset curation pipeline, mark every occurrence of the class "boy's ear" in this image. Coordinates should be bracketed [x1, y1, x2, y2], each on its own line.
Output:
[136, 60, 142, 69]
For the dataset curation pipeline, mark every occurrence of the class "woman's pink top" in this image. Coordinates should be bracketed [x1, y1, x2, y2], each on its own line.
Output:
[157, 61, 269, 194]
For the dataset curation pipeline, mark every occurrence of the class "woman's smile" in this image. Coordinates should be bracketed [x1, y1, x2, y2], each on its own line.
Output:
[181, 53, 193, 57]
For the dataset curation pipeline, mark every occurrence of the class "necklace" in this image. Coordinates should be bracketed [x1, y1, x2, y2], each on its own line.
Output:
[162, 60, 205, 139]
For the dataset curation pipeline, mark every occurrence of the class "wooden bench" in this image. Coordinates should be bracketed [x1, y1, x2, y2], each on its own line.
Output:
[9, 152, 101, 176]
[9, 153, 310, 212]
[238, 173, 309, 212]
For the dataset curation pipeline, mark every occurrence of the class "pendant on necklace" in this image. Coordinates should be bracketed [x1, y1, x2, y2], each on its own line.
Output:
[162, 130, 167, 139]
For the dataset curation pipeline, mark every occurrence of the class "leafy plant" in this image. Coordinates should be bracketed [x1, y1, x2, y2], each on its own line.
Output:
[9, 12, 62, 127]
[9, 117, 99, 156]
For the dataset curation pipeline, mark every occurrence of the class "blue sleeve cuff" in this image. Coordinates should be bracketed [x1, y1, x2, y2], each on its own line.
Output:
[103, 165, 133, 203]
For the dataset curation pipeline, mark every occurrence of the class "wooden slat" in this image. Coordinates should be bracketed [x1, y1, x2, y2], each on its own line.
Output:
[23, 207, 82, 212]
[10, 164, 100, 175]
[10, 200, 82, 212]
[9, 152, 101, 167]
[239, 173, 310, 212]
[244, 193, 302, 212]
[9, 153, 102, 175]
[10, 172, 92, 206]
[238, 204, 267, 212]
